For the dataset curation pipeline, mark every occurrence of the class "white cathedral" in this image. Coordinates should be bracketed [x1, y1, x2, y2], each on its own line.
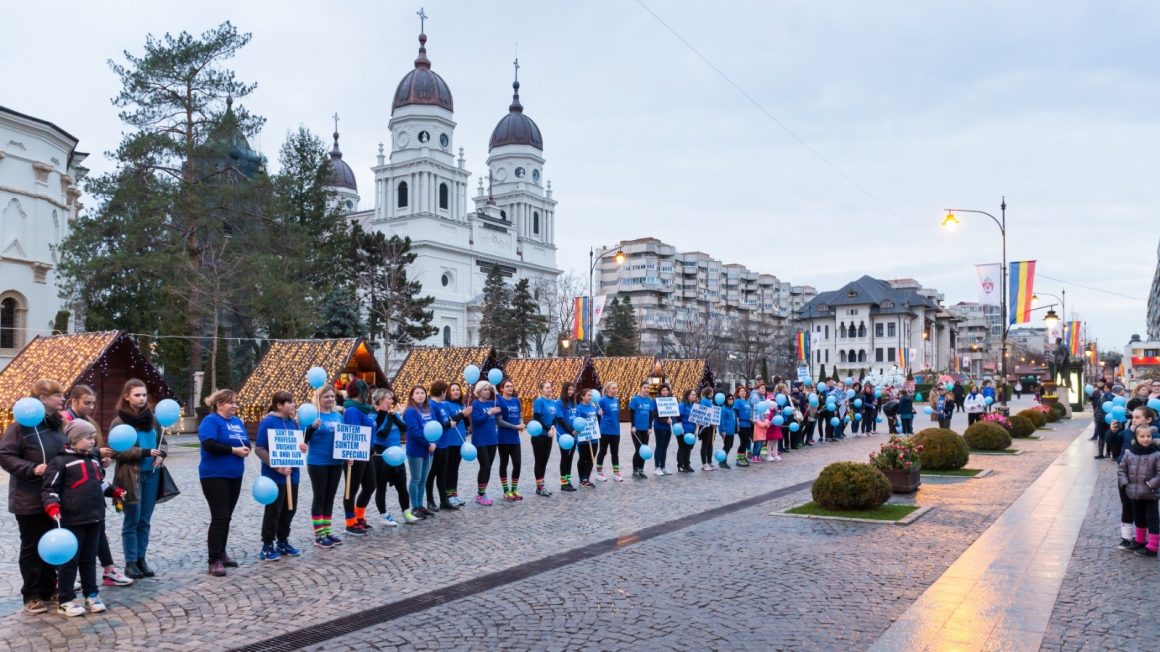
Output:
[331, 27, 561, 366]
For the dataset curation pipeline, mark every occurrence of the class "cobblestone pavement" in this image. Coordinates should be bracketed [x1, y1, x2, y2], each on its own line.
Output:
[0, 400, 1081, 650]
[1040, 437, 1160, 652]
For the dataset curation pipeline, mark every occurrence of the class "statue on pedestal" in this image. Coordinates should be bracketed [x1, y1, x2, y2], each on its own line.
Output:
[1049, 337, 1071, 387]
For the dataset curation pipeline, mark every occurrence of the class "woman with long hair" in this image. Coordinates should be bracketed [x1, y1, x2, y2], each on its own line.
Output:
[402, 386, 437, 520]
[530, 381, 558, 496]
[495, 379, 526, 500]
[733, 386, 752, 467]
[470, 381, 502, 505]
[254, 391, 306, 560]
[595, 383, 622, 482]
[197, 388, 249, 577]
[304, 385, 345, 547]
[428, 380, 469, 512]
[440, 383, 470, 507]
[110, 379, 167, 579]
[341, 379, 377, 536]
[652, 384, 674, 476]
[370, 388, 409, 525]
[574, 389, 600, 488]
[555, 382, 579, 492]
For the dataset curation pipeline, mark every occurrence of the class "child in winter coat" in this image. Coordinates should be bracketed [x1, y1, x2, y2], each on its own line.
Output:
[42, 419, 108, 616]
[752, 408, 770, 463]
[1117, 423, 1160, 556]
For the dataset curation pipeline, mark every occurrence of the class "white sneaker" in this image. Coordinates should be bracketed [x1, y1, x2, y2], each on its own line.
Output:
[85, 596, 107, 613]
[595, 471, 608, 482]
[57, 600, 85, 617]
[382, 513, 399, 527]
[765, 456, 775, 462]
[102, 568, 133, 587]
[612, 472, 623, 482]
[654, 468, 665, 477]
[774, 455, 782, 462]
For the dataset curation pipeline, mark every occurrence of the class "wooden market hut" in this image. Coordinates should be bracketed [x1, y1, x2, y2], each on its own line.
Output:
[237, 338, 387, 426]
[391, 346, 500, 397]
[503, 356, 601, 421]
[0, 331, 176, 432]
[591, 356, 659, 421]
[660, 358, 715, 397]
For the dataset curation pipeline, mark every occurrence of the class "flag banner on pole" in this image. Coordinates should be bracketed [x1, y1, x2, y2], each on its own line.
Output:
[591, 295, 608, 335]
[572, 296, 590, 341]
[898, 347, 909, 370]
[795, 332, 810, 362]
[1067, 321, 1081, 356]
[975, 263, 1002, 306]
[1008, 260, 1037, 324]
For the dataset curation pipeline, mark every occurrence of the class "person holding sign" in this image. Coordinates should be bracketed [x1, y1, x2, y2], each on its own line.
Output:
[254, 391, 306, 561]
[554, 382, 579, 492]
[574, 389, 600, 488]
[342, 380, 377, 536]
[304, 385, 345, 548]
[197, 389, 250, 577]
[697, 388, 717, 472]
[495, 380, 526, 500]
[370, 389, 410, 524]
[440, 383, 470, 508]
[652, 384, 675, 476]
[627, 382, 654, 480]
[595, 383, 622, 482]
[470, 381, 501, 505]
[530, 381, 558, 497]
[677, 389, 698, 474]
[402, 386, 437, 519]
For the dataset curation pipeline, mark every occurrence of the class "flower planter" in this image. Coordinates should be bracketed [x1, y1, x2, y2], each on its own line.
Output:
[882, 468, 921, 493]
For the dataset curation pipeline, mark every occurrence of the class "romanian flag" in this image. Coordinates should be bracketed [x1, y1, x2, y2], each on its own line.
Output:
[898, 347, 909, 370]
[1067, 321, 1081, 356]
[1008, 260, 1037, 324]
[795, 332, 809, 362]
[572, 296, 590, 341]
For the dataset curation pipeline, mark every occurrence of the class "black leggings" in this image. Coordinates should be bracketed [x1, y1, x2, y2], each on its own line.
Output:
[631, 429, 650, 472]
[576, 440, 597, 481]
[699, 430, 714, 465]
[308, 464, 343, 519]
[532, 436, 553, 482]
[738, 426, 753, 458]
[476, 444, 497, 491]
[597, 434, 621, 469]
[1120, 484, 1133, 524]
[371, 448, 409, 513]
[344, 459, 376, 517]
[427, 448, 448, 504]
[261, 479, 299, 545]
[1132, 498, 1159, 534]
[559, 437, 576, 481]
[200, 476, 242, 563]
[442, 445, 462, 498]
[722, 434, 734, 456]
[676, 430, 693, 468]
[498, 443, 522, 484]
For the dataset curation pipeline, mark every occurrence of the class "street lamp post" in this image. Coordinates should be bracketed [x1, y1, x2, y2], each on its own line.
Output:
[942, 197, 1008, 401]
[588, 245, 626, 354]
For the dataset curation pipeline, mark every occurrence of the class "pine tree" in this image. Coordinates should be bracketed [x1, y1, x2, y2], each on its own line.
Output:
[818, 364, 827, 384]
[509, 278, 547, 357]
[314, 283, 364, 338]
[604, 296, 640, 356]
[352, 229, 437, 369]
[479, 265, 514, 358]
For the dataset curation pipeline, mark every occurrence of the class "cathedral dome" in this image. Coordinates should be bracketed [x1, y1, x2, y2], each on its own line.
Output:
[488, 80, 543, 151]
[392, 33, 454, 112]
[328, 130, 356, 191]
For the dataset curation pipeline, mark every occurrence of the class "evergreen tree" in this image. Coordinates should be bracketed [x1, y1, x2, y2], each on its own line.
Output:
[818, 364, 827, 384]
[604, 296, 641, 356]
[314, 283, 364, 338]
[352, 229, 437, 370]
[478, 265, 515, 358]
[509, 278, 547, 357]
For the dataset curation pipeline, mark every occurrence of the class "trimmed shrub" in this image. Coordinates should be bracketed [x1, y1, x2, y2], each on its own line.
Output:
[964, 422, 1013, 450]
[1018, 409, 1047, 429]
[811, 462, 892, 511]
[1009, 415, 1036, 438]
[1050, 403, 1067, 421]
[912, 428, 970, 470]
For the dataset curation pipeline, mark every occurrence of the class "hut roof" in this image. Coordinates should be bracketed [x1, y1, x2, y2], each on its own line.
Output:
[0, 331, 175, 431]
[503, 357, 600, 420]
[591, 356, 658, 417]
[237, 338, 385, 423]
[392, 346, 498, 395]
[661, 359, 715, 397]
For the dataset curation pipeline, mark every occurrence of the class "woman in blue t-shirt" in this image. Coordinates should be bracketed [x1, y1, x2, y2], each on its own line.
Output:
[304, 385, 345, 548]
[470, 381, 502, 505]
[627, 382, 654, 479]
[402, 386, 437, 521]
[733, 386, 753, 467]
[555, 382, 579, 491]
[495, 380, 526, 500]
[254, 391, 307, 561]
[652, 384, 674, 476]
[198, 389, 251, 577]
[441, 383, 470, 507]
[531, 381, 558, 497]
[574, 389, 600, 488]
[595, 382, 622, 482]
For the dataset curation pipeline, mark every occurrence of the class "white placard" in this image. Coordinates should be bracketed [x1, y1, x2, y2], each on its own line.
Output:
[332, 424, 371, 461]
[655, 396, 680, 418]
[690, 404, 712, 426]
[268, 429, 305, 468]
[708, 406, 721, 426]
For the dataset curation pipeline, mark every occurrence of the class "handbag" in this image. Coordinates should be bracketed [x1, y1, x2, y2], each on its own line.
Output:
[154, 434, 181, 504]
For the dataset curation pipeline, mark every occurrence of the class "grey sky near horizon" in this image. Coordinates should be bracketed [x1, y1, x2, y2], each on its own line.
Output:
[4, 1, 1156, 350]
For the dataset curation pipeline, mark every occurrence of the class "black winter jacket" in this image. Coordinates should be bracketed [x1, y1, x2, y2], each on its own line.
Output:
[41, 448, 106, 526]
[0, 421, 67, 515]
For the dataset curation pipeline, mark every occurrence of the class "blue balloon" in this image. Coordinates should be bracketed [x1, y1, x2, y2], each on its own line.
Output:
[487, 368, 505, 386]
[1113, 396, 1128, 407]
[923, 406, 933, 415]
[527, 420, 543, 436]
[782, 407, 794, 417]
[846, 389, 856, 399]
[844, 416, 852, 423]
[713, 449, 727, 463]
[683, 433, 696, 445]
[854, 413, 862, 420]
[464, 365, 481, 385]
[639, 444, 654, 460]
[808, 395, 819, 407]
[155, 399, 181, 428]
[1104, 414, 1114, 425]
[804, 378, 813, 386]
[874, 390, 882, 398]
[460, 442, 478, 461]
[776, 394, 788, 407]
[1112, 406, 1127, 421]
[38, 527, 77, 565]
[830, 417, 840, 427]
[384, 446, 406, 466]
[984, 397, 994, 405]
[13, 397, 45, 428]
[252, 476, 279, 505]
[826, 401, 836, 412]
[854, 399, 863, 408]
[846, 377, 854, 384]
[558, 434, 575, 450]
[756, 401, 771, 414]
[589, 389, 602, 402]
[423, 420, 443, 442]
[297, 403, 318, 426]
[772, 415, 784, 426]
[673, 423, 684, 436]
[1102, 401, 1114, 413]
[714, 392, 725, 405]
[876, 416, 884, 423]
[306, 366, 327, 390]
[915, 393, 923, 402]
[789, 422, 800, 432]
[108, 424, 137, 452]
[572, 417, 589, 434]
[1148, 398, 1160, 412]
[946, 382, 954, 391]
[1084, 384, 1094, 396]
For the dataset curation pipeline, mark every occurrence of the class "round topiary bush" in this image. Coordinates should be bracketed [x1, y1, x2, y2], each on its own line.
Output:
[964, 421, 1013, 450]
[912, 428, 970, 470]
[811, 462, 891, 511]
[1050, 403, 1067, 421]
[1018, 409, 1047, 429]
[1043, 406, 1059, 423]
[1009, 415, 1036, 438]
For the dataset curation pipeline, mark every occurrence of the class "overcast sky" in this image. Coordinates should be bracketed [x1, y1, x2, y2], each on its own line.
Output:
[4, 1, 1157, 349]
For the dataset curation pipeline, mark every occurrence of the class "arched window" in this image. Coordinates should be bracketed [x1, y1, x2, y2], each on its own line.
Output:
[500, 210, 507, 220]
[443, 326, 451, 347]
[858, 322, 866, 338]
[397, 181, 409, 208]
[533, 211, 540, 235]
[848, 350, 857, 363]
[840, 350, 847, 363]
[858, 350, 866, 363]
[439, 182, 449, 210]
[839, 322, 847, 339]
[0, 295, 23, 350]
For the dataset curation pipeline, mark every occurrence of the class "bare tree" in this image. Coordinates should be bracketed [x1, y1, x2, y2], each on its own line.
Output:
[535, 272, 585, 354]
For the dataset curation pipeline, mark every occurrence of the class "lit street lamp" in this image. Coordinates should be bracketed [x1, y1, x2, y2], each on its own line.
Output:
[588, 246, 626, 353]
